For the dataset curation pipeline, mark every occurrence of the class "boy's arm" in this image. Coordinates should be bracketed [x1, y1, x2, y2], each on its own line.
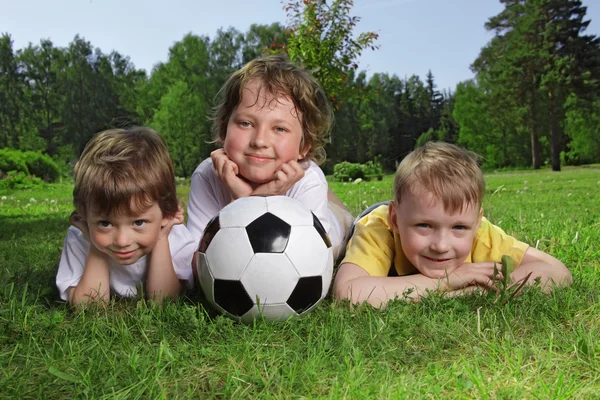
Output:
[145, 236, 181, 301]
[68, 245, 110, 305]
[145, 207, 185, 301]
[333, 262, 498, 308]
[188, 162, 224, 239]
[511, 247, 572, 291]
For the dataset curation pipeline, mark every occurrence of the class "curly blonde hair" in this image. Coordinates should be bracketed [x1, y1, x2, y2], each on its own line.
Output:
[212, 54, 333, 164]
[73, 127, 179, 219]
[393, 142, 485, 213]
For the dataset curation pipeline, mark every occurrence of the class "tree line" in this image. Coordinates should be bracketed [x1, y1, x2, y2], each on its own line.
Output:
[1, 0, 599, 178]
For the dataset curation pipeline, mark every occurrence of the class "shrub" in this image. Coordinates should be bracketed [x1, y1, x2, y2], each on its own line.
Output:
[0, 149, 60, 182]
[0, 171, 44, 189]
[22, 152, 61, 182]
[333, 158, 384, 182]
[0, 149, 29, 177]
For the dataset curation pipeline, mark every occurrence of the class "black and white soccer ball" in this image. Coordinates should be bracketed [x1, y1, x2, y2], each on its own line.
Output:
[195, 196, 334, 323]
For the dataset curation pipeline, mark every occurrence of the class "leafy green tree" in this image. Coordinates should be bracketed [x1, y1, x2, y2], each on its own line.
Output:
[151, 81, 207, 177]
[563, 94, 600, 164]
[284, 0, 379, 109]
[0, 34, 27, 148]
[17, 39, 65, 154]
[241, 23, 289, 63]
[425, 70, 443, 131]
[454, 80, 529, 168]
[474, 0, 600, 170]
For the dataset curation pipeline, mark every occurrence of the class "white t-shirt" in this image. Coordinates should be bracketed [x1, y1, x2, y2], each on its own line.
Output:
[187, 158, 343, 248]
[56, 224, 196, 300]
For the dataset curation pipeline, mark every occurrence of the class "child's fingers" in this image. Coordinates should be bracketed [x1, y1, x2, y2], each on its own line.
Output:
[287, 160, 305, 175]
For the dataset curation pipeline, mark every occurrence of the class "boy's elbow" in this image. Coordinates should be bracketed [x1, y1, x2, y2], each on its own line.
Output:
[553, 261, 572, 287]
[535, 260, 572, 291]
[332, 276, 353, 302]
[332, 263, 365, 303]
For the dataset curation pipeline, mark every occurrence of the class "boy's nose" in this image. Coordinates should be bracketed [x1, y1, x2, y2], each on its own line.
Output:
[250, 126, 268, 148]
[114, 229, 132, 247]
[430, 233, 451, 253]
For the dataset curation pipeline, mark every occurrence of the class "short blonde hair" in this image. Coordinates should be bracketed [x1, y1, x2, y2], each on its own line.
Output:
[393, 141, 485, 213]
[212, 54, 333, 164]
[73, 127, 179, 219]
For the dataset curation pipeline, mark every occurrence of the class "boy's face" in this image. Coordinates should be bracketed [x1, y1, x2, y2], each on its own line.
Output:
[86, 201, 169, 265]
[223, 79, 309, 184]
[389, 190, 483, 278]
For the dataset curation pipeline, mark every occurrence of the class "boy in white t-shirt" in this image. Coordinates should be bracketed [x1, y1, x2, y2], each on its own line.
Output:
[56, 127, 196, 305]
[187, 55, 353, 260]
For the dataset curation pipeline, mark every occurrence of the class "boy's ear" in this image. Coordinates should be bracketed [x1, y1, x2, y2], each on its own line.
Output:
[476, 207, 483, 229]
[388, 202, 400, 233]
[298, 144, 311, 160]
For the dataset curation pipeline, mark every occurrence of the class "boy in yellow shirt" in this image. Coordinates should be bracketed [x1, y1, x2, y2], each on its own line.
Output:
[334, 142, 572, 307]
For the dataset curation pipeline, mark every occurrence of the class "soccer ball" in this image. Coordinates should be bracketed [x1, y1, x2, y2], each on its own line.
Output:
[195, 196, 334, 323]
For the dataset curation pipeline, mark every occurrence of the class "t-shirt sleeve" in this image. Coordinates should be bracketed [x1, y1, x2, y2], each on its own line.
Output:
[187, 160, 226, 241]
[168, 224, 198, 290]
[290, 170, 331, 238]
[288, 162, 346, 248]
[55, 227, 90, 301]
[340, 210, 395, 276]
[472, 218, 530, 266]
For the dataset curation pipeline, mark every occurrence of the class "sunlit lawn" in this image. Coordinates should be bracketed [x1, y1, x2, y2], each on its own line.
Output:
[1, 165, 599, 398]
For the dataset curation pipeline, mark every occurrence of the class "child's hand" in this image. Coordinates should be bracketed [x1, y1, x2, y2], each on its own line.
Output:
[159, 205, 185, 240]
[211, 149, 253, 199]
[441, 262, 502, 292]
[251, 160, 305, 197]
[70, 211, 90, 241]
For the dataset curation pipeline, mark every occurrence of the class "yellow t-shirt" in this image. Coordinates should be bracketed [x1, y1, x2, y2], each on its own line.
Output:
[341, 205, 530, 277]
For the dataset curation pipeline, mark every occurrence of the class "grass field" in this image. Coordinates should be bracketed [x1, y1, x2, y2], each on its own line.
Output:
[1, 165, 599, 398]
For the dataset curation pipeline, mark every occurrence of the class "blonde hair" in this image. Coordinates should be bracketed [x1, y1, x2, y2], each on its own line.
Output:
[393, 142, 485, 213]
[212, 54, 333, 164]
[73, 127, 179, 219]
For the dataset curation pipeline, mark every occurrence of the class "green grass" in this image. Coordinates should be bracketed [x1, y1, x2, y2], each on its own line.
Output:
[1, 166, 599, 398]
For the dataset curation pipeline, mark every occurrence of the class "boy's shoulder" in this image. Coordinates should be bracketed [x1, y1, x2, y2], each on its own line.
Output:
[64, 225, 89, 249]
[193, 158, 214, 177]
[168, 224, 196, 244]
[301, 160, 327, 181]
[356, 204, 390, 227]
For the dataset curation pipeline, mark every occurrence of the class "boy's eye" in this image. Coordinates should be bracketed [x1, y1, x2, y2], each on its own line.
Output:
[239, 121, 251, 128]
[416, 223, 431, 228]
[133, 220, 146, 227]
[98, 220, 112, 228]
[453, 225, 468, 230]
[275, 126, 288, 133]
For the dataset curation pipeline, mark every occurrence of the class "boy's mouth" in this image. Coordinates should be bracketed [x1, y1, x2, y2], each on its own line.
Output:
[245, 153, 274, 163]
[423, 255, 453, 263]
[113, 249, 137, 259]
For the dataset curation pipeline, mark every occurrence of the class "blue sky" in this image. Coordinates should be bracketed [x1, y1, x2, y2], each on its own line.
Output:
[1, 0, 599, 91]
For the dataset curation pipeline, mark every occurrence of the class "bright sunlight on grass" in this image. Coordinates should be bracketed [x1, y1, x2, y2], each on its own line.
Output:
[1, 166, 599, 398]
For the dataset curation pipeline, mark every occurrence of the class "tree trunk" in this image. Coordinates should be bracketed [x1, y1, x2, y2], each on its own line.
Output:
[549, 86, 561, 171]
[529, 98, 541, 169]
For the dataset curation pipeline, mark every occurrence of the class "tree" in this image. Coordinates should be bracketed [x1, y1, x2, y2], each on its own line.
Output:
[151, 81, 206, 177]
[283, 0, 379, 109]
[17, 39, 65, 154]
[0, 34, 26, 148]
[475, 0, 600, 170]
[241, 23, 289, 63]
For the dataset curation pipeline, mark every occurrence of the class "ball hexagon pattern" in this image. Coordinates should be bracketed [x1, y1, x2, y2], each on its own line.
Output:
[196, 196, 334, 323]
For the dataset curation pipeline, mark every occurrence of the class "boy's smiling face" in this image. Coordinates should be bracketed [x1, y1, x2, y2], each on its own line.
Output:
[223, 79, 309, 184]
[389, 189, 483, 278]
[86, 201, 168, 265]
